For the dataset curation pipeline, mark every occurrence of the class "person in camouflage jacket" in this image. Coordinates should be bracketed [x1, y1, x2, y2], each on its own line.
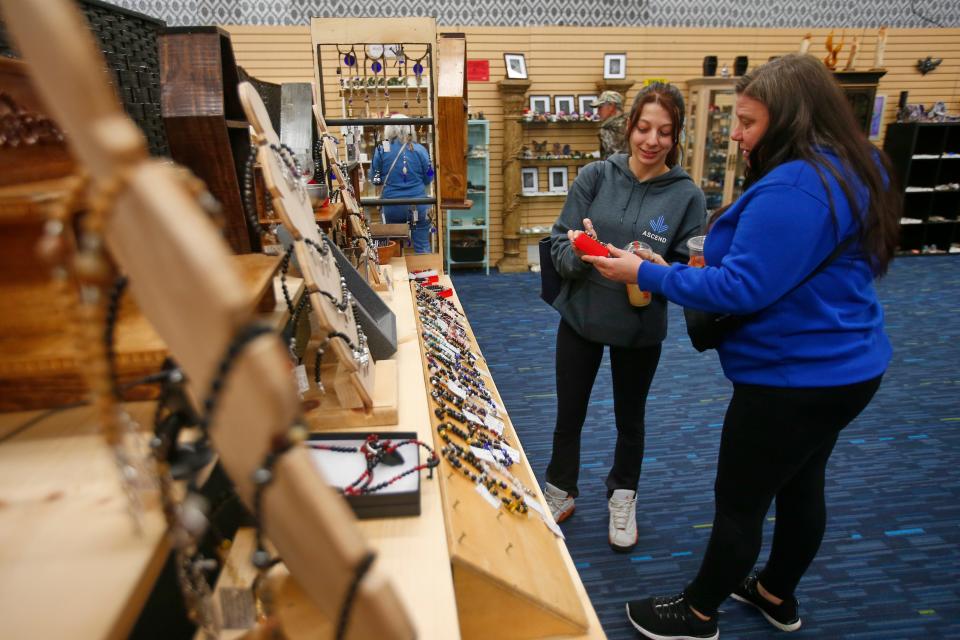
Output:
[592, 91, 627, 158]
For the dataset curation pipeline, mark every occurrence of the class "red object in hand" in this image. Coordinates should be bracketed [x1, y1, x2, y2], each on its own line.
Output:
[574, 233, 610, 257]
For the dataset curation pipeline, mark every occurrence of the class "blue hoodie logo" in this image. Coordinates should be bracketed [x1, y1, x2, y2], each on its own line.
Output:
[650, 215, 669, 234]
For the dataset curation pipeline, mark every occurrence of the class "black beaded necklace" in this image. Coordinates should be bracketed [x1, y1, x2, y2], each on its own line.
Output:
[306, 434, 439, 495]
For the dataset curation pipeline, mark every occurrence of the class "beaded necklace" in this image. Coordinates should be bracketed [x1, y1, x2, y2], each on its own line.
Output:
[306, 434, 439, 496]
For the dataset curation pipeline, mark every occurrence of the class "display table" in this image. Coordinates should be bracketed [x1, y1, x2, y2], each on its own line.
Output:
[0, 402, 167, 640]
[207, 258, 604, 639]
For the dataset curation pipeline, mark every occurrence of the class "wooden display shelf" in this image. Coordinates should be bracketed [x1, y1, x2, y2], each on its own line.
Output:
[204, 256, 460, 639]
[414, 278, 603, 639]
[519, 157, 597, 166]
[519, 120, 600, 127]
[0, 253, 291, 412]
[0, 402, 168, 640]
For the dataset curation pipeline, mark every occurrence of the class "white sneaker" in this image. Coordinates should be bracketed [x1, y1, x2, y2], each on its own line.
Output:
[543, 482, 575, 523]
[608, 489, 638, 552]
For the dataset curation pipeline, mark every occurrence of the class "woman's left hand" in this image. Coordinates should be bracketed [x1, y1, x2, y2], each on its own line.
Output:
[581, 244, 643, 284]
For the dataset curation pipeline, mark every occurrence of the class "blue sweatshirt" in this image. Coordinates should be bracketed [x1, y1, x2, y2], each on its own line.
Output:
[636, 151, 892, 387]
[370, 139, 433, 199]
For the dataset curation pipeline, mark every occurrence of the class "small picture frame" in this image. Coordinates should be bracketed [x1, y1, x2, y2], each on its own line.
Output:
[578, 95, 598, 116]
[604, 53, 627, 80]
[504, 53, 527, 80]
[529, 95, 550, 114]
[869, 94, 886, 140]
[521, 167, 539, 194]
[554, 95, 575, 116]
[548, 167, 568, 193]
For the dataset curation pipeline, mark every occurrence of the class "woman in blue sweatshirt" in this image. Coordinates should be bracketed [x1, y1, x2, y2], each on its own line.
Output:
[544, 83, 706, 553]
[585, 55, 899, 640]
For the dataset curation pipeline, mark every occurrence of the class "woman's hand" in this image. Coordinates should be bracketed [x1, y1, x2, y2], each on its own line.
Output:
[567, 229, 586, 258]
[645, 252, 669, 266]
[582, 218, 598, 239]
[582, 244, 644, 283]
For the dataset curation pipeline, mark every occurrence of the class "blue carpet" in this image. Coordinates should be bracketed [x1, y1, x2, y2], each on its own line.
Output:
[451, 256, 960, 639]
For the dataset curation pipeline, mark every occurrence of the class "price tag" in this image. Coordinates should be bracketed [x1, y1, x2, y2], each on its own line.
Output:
[501, 443, 521, 463]
[470, 446, 496, 463]
[463, 410, 483, 426]
[524, 494, 546, 518]
[294, 364, 310, 396]
[542, 511, 566, 539]
[475, 483, 501, 509]
[446, 381, 467, 400]
[484, 415, 505, 436]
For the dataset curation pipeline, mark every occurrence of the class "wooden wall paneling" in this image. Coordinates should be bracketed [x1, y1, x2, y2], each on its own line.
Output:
[225, 24, 960, 267]
[159, 27, 254, 254]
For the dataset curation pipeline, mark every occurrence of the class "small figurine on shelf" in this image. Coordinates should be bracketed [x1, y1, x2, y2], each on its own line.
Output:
[562, 144, 572, 156]
[823, 30, 845, 70]
[521, 145, 533, 159]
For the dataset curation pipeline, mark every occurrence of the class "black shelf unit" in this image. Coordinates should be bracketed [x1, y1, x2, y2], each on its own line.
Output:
[884, 122, 960, 253]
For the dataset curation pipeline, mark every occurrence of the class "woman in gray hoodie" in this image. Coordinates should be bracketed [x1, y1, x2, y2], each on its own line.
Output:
[543, 83, 706, 552]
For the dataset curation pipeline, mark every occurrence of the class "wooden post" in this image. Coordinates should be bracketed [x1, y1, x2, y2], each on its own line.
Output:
[496, 79, 531, 273]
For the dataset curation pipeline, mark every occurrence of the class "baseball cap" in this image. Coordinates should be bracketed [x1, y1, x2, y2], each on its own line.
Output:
[589, 91, 624, 108]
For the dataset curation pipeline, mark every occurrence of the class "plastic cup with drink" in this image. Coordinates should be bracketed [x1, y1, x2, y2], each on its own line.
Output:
[687, 235, 706, 267]
[625, 241, 653, 307]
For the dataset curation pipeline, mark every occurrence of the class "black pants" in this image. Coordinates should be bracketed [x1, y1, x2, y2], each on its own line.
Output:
[545, 319, 662, 498]
[684, 375, 883, 616]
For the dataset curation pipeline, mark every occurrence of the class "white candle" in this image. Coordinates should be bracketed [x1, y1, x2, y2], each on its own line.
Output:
[873, 27, 887, 69]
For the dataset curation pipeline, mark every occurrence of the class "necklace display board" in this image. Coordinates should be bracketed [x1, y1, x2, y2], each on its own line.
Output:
[240, 81, 401, 427]
[411, 279, 599, 638]
[0, 1, 415, 638]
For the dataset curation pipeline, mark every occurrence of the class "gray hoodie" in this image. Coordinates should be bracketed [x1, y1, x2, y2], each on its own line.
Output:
[550, 153, 706, 347]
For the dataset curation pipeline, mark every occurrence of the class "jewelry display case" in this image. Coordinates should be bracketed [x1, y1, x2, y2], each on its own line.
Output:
[683, 77, 747, 212]
[446, 119, 490, 273]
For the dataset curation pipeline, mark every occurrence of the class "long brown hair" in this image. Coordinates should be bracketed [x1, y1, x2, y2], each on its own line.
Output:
[626, 82, 685, 167]
[735, 54, 900, 274]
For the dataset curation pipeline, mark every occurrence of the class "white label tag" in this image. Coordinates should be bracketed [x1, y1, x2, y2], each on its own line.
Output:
[446, 381, 467, 400]
[484, 415, 505, 436]
[381, 140, 391, 153]
[501, 444, 521, 463]
[470, 446, 496, 463]
[439, 341, 461, 359]
[524, 494, 545, 518]
[475, 483, 501, 509]
[436, 319, 449, 332]
[542, 511, 566, 539]
[294, 364, 310, 395]
[463, 410, 483, 426]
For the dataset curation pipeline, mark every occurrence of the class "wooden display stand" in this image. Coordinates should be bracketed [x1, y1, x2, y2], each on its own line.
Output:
[311, 17, 448, 273]
[239, 82, 389, 420]
[159, 26, 255, 254]
[0, 2, 415, 638]
[412, 281, 602, 639]
[437, 33, 468, 208]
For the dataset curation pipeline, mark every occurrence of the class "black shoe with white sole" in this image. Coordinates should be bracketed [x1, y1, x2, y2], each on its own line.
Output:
[730, 571, 802, 632]
[625, 593, 719, 640]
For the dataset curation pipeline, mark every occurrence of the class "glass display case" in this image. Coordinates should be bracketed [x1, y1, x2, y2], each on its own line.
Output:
[445, 119, 489, 272]
[684, 78, 747, 212]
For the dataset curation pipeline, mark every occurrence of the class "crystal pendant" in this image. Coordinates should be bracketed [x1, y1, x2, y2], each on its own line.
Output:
[413, 62, 424, 75]
[344, 53, 356, 66]
[372, 61, 383, 73]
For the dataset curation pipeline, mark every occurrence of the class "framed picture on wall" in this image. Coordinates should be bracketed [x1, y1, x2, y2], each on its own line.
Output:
[604, 53, 627, 79]
[529, 95, 550, 114]
[548, 167, 568, 193]
[578, 95, 598, 116]
[521, 167, 539, 194]
[504, 53, 527, 79]
[554, 95, 575, 115]
[869, 94, 886, 140]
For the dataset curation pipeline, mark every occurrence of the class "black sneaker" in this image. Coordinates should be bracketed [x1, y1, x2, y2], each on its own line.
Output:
[730, 571, 802, 632]
[625, 593, 719, 640]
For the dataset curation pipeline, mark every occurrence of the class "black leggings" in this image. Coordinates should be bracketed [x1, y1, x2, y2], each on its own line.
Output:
[545, 319, 662, 498]
[684, 375, 883, 616]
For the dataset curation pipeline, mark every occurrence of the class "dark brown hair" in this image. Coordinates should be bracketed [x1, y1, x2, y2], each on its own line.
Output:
[735, 54, 900, 275]
[626, 82, 685, 167]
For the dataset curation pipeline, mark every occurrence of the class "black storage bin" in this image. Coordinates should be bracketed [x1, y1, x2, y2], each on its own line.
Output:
[451, 238, 486, 262]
